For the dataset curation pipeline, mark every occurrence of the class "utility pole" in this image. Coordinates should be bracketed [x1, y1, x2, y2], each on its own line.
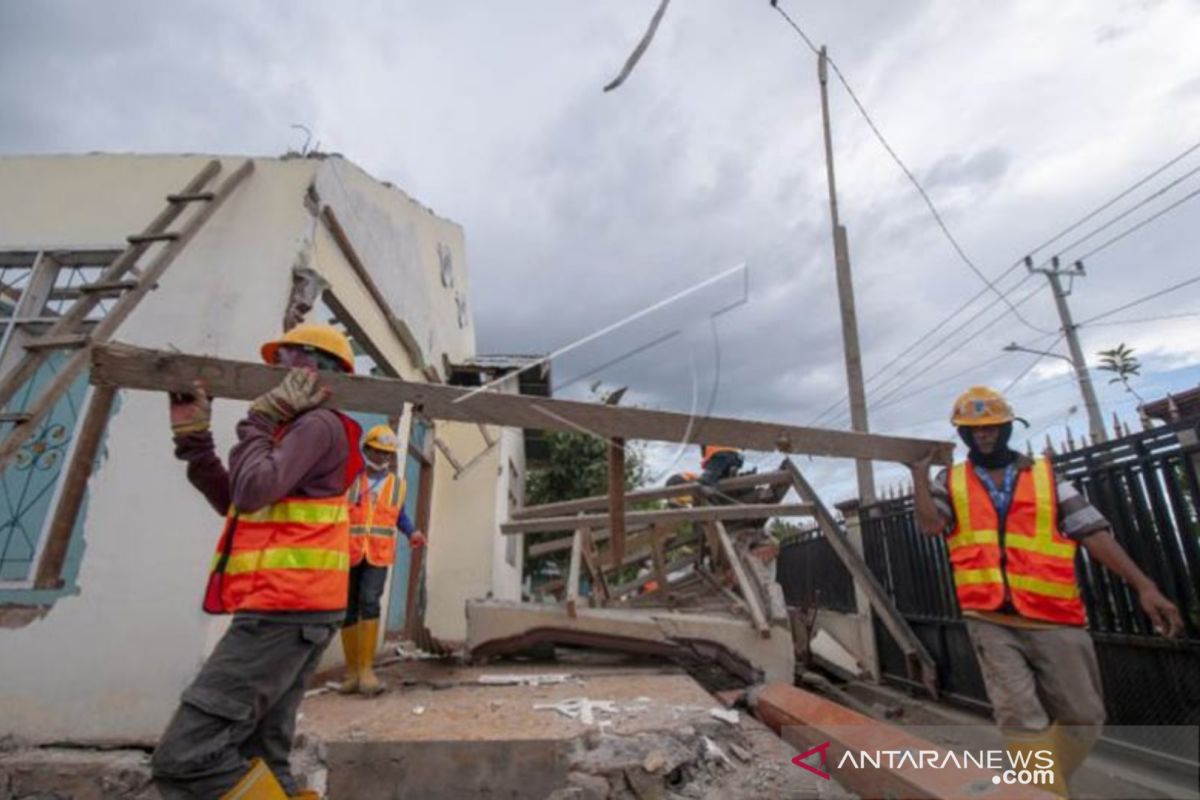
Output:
[817, 45, 876, 502]
[1024, 256, 1107, 443]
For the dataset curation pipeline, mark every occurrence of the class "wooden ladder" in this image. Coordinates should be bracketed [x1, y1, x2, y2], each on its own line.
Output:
[0, 158, 255, 474]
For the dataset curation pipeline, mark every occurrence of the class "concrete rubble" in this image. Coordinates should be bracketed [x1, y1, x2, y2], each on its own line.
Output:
[294, 659, 851, 799]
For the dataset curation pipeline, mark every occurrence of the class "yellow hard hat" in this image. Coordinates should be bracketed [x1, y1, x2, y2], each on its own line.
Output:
[261, 323, 355, 374]
[951, 386, 1015, 426]
[364, 424, 399, 453]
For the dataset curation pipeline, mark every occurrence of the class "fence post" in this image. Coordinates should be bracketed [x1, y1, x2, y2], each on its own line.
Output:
[834, 498, 881, 681]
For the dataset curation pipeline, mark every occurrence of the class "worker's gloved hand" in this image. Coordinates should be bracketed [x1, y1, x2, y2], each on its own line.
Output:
[1139, 585, 1184, 638]
[168, 381, 211, 436]
[410, 531, 427, 549]
[250, 367, 331, 425]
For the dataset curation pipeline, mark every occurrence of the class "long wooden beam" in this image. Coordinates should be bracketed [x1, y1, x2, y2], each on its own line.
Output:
[782, 459, 939, 696]
[89, 344, 953, 466]
[512, 469, 793, 520]
[501, 502, 813, 535]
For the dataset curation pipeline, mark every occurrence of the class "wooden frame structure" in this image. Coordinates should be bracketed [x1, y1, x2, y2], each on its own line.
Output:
[88, 341, 946, 689]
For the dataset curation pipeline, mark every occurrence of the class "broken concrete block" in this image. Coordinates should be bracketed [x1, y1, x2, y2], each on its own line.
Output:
[567, 770, 611, 800]
[642, 749, 667, 774]
[708, 708, 739, 726]
[624, 766, 665, 800]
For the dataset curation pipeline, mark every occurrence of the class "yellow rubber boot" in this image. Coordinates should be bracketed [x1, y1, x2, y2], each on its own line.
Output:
[357, 617, 385, 696]
[337, 622, 360, 695]
[220, 758, 288, 799]
[1004, 730, 1066, 797]
[1052, 723, 1099, 790]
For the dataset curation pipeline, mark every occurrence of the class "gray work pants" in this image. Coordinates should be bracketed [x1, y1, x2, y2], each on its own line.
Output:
[966, 617, 1107, 733]
[151, 617, 337, 798]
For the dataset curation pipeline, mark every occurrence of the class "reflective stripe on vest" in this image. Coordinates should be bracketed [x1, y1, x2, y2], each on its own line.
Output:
[205, 495, 351, 614]
[202, 410, 363, 615]
[946, 458, 1084, 625]
[349, 472, 406, 567]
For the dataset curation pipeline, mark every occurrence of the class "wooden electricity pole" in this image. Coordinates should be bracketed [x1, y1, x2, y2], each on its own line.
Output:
[817, 45, 876, 502]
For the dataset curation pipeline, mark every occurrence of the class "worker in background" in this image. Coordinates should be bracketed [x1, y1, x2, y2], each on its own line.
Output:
[339, 424, 425, 696]
[909, 386, 1182, 796]
[699, 444, 742, 487]
[152, 323, 364, 800]
[665, 470, 698, 508]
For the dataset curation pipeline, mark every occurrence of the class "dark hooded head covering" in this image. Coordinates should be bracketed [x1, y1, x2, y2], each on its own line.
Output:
[958, 422, 1017, 469]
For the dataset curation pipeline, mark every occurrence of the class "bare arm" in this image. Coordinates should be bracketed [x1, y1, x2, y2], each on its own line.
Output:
[909, 453, 948, 536]
[1083, 531, 1183, 637]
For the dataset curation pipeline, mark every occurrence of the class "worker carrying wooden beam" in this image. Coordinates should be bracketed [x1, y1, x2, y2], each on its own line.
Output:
[339, 424, 425, 697]
[909, 385, 1183, 796]
[151, 323, 365, 800]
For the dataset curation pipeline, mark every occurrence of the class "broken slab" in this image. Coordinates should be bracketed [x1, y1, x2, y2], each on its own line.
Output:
[298, 660, 843, 800]
[466, 600, 795, 685]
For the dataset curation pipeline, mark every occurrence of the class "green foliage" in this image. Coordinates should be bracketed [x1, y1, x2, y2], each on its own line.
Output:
[1097, 343, 1144, 403]
[526, 430, 643, 507]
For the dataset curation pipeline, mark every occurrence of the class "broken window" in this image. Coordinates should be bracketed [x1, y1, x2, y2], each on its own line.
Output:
[0, 251, 119, 595]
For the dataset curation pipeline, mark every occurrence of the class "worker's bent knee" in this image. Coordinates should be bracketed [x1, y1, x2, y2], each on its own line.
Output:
[152, 687, 254, 781]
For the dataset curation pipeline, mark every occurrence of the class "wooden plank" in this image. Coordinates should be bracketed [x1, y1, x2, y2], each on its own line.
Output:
[321, 206, 427, 371]
[502, 503, 812, 535]
[649, 526, 671, 603]
[695, 565, 751, 615]
[712, 520, 770, 637]
[0, 160, 251, 475]
[527, 523, 653, 558]
[608, 554, 693, 598]
[23, 334, 90, 352]
[126, 232, 179, 244]
[782, 459, 939, 696]
[608, 437, 626, 566]
[78, 279, 140, 295]
[33, 386, 116, 588]
[566, 527, 584, 618]
[513, 469, 793, 520]
[580, 528, 609, 604]
[87, 343, 953, 467]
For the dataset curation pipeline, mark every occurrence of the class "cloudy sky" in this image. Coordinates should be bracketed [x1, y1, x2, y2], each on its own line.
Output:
[3, 0, 1199, 500]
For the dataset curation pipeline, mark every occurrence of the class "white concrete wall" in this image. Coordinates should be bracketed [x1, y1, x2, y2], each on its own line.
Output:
[0, 154, 320, 744]
[0, 153, 513, 744]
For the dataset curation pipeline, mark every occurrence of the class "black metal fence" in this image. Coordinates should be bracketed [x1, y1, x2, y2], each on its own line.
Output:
[778, 527, 857, 613]
[779, 421, 1200, 741]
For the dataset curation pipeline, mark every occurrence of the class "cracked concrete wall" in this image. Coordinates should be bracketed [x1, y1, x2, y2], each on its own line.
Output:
[0, 153, 510, 743]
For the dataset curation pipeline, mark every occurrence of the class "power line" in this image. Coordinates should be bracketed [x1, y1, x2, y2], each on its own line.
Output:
[770, 1, 1053, 337]
[1082, 311, 1200, 328]
[862, 278, 1045, 412]
[1077, 274, 1200, 326]
[1002, 334, 1066, 394]
[1033, 138, 1200, 260]
[1045, 161, 1200, 264]
[844, 139, 1200, 418]
[1076, 184, 1200, 263]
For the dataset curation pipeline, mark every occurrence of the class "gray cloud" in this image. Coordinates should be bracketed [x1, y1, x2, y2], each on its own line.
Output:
[3, 0, 1200, 504]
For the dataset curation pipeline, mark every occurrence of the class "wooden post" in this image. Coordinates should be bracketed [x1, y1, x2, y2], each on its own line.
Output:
[649, 525, 671, 603]
[608, 438, 626, 566]
[712, 521, 770, 637]
[566, 527, 584, 618]
[783, 459, 939, 696]
[580, 528, 610, 605]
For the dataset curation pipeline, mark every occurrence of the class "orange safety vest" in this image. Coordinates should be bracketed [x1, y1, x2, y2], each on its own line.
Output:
[348, 472, 406, 567]
[203, 412, 364, 614]
[701, 445, 738, 466]
[946, 457, 1085, 626]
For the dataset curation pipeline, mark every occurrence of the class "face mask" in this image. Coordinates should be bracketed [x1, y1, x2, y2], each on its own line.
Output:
[365, 456, 390, 473]
[958, 423, 1016, 469]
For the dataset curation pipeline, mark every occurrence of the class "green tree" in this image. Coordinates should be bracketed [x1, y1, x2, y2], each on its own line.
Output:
[523, 386, 647, 581]
[1097, 343, 1145, 404]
